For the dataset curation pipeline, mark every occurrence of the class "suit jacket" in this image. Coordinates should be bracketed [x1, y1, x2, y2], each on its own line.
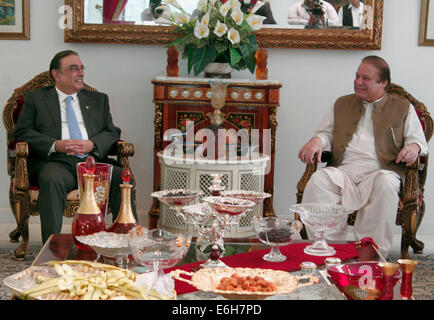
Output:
[14, 86, 121, 176]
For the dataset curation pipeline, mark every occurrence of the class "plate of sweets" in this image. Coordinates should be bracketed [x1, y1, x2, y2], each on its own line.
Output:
[171, 267, 319, 300]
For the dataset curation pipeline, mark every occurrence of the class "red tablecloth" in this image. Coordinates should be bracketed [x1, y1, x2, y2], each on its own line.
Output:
[165, 242, 359, 295]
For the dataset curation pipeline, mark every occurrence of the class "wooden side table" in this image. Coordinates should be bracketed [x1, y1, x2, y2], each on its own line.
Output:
[148, 76, 282, 229]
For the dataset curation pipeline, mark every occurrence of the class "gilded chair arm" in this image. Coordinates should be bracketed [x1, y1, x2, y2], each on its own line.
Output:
[401, 157, 420, 204]
[14, 141, 30, 192]
[115, 140, 136, 187]
[116, 140, 135, 158]
[296, 151, 332, 203]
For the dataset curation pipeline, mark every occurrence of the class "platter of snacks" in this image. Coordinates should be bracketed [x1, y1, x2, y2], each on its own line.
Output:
[171, 267, 319, 300]
[3, 260, 175, 300]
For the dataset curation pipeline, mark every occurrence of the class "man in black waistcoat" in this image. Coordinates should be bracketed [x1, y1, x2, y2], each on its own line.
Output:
[338, 0, 364, 28]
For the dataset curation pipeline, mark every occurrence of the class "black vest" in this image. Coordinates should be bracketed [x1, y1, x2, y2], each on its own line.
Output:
[342, 4, 353, 27]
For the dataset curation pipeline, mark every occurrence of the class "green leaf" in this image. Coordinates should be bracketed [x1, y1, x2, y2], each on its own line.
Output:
[186, 46, 195, 74]
[192, 46, 217, 76]
[229, 47, 242, 68]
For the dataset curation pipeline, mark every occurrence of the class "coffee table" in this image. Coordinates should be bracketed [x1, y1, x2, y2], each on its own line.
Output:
[27, 233, 391, 300]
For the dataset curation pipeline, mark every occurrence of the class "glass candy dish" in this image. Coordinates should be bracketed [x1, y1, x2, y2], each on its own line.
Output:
[128, 226, 191, 279]
[253, 216, 302, 262]
[75, 231, 131, 268]
[221, 190, 271, 204]
[202, 196, 256, 216]
[151, 189, 202, 208]
[327, 262, 401, 300]
[288, 203, 351, 256]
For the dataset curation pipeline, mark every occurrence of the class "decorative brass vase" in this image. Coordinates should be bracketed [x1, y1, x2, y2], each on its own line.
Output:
[72, 172, 106, 250]
[107, 183, 137, 234]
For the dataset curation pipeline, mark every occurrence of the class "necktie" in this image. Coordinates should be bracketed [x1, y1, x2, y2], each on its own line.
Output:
[65, 96, 86, 158]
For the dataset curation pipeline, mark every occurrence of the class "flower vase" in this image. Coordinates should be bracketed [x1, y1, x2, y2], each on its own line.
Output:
[204, 63, 232, 79]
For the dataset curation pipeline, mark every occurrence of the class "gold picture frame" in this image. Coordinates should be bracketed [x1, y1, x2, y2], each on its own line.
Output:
[419, 0, 434, 46]
[64, 0, 384, 50]
[0, 0, 29, 40]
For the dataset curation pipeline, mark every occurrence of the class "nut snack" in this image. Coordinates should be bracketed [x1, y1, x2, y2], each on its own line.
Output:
[172, 267, 319, 300]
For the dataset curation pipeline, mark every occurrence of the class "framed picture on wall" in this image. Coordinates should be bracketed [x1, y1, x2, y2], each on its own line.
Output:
[0, 0, 29, 40]
[419, 0, 434, 46]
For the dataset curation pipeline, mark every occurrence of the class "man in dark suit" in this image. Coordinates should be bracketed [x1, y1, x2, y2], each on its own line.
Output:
[14, 50, 137, 243]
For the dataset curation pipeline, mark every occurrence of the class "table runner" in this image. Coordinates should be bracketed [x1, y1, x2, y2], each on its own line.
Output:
[165, 242, 359, 295]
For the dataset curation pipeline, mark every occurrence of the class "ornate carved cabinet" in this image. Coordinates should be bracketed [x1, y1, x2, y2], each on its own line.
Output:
[148, 76, 282, 229]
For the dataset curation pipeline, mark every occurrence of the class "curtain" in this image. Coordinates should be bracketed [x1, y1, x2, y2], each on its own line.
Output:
[103, 0, 129, 22]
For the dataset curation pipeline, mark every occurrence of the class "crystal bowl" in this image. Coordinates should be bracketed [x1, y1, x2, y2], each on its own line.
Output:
[75, 231, 131, 258]
[128, 226, 191, 272]
[220, 190, 271, 204]
[151, 189, 202, 208]
[202, 196, 256, 216]
[288, 203, 351, 256]
[327, 262, 401, 300]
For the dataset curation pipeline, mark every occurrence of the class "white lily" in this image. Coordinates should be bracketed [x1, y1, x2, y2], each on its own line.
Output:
[166, 0, 183, 11]
[231, 8, 244, 26]
[250, 1, 265, 14]
[174, 12, 191, 24]
[246, 14, 266, 31]
[194, 21, 209, 39]
[227, 27, 240, 44]
[220, 1, 231, 17]
[230, 0, 242, 9]
[196, 0, 208, 12]
[213, 21, 228, 37]
[201, 12, 210, 27]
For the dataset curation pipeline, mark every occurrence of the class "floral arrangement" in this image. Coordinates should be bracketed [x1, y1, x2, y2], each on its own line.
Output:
[156, 0, 266, 76]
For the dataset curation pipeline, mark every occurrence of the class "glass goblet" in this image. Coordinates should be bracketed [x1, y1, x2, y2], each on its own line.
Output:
[253, 216, 302, 262]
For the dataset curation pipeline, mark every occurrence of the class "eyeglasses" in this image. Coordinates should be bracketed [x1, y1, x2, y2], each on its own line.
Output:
[60, 65, 86, 72]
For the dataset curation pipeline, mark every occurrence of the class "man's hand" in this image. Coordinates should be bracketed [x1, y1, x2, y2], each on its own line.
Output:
[396, 143, 420, 166]
[298, 137, 323, 164]
[55, 139, 94, 156]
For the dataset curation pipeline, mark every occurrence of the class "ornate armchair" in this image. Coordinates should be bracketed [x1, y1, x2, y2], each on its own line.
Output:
[295, 83, 433, 259]
[2, 71, 136, 260]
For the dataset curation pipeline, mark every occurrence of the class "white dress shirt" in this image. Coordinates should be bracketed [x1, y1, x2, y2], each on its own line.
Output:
[337, 2, 364, 27]
[49, 88, 89, 154]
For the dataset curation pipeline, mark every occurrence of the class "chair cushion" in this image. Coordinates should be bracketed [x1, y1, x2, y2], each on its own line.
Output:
[10, 179, 79, 204]
[29, 186, 79, 203]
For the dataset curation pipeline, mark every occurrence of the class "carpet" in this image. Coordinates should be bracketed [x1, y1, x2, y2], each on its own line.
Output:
[0, 247, 433, 300]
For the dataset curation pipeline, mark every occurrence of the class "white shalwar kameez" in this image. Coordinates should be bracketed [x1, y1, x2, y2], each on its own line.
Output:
[302, 98, 429, 257]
